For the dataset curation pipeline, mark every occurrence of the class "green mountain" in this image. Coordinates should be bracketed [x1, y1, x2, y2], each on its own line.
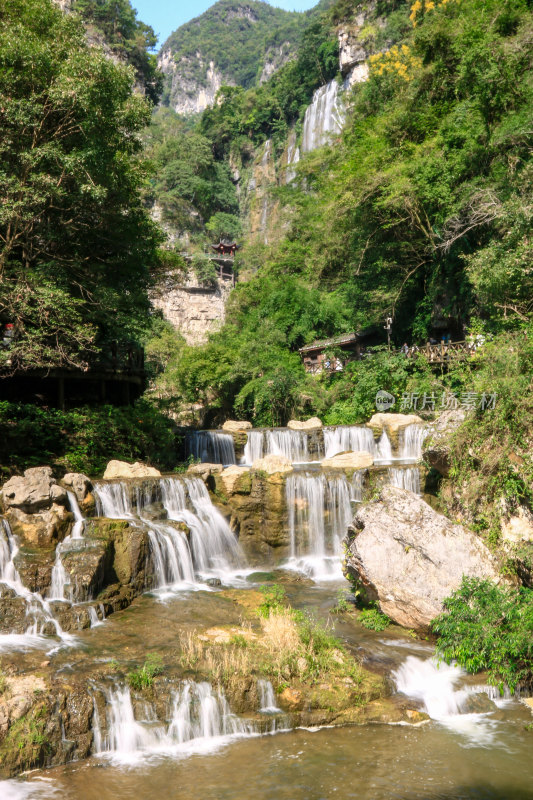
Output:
[158, 0, 333, 114]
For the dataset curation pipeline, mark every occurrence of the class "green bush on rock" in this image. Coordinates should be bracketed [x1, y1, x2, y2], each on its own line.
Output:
[432, 577, 533, 693]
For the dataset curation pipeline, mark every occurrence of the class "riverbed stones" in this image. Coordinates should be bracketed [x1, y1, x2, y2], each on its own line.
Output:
[367, 413, 423, 449]
[322, 451, 374, 470]
[252, 454, 293, 475]
[344, 486, 500, 630]
[1, 467, 67, 513]
[287, 417, 323, 430]
[103, 460, 161, 480]
[222, 420, 252, 432]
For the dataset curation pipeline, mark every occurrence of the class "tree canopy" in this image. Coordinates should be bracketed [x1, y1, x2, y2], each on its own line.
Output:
[0, 0, 161, 371]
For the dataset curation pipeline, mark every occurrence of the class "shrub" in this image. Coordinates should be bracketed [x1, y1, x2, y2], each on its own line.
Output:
[359, 608, 391, 632]
[126, 653, 164, 690]
[432, 577, 533, 693]
[258, 584, 287, 617]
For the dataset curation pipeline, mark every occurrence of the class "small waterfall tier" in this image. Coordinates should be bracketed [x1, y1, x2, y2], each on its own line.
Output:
[242, 428, 319, 465]
[285, 471, 363, 580]
[398, 424, 428, 460]
[323, 425, 392, 461]
[257, 679, 281, 713]
[393, 656, 505, 744]
[94, 476, 246, 589]
[94, 681, 254, 761]
[302, 79, 346, 153]
[388, 467, 421, 494]
[0, 519, 77, 653]
[187, 431, 236, 465]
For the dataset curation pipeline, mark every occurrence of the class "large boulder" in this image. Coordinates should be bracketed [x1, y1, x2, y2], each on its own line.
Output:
[252, 454, 293, 475]
[322, 451, 373, 470]
[367, 413, 424, 448]
[1, 467, 67, 513]
[287, 417, 323, 431]
[102, 460, 161, 480]
[344, 486, 500, 631]
[220, 466, 251, 495]
[222, 420, 252, 433]
[5, 504, 73, 548]
[422, 409, 466, 477]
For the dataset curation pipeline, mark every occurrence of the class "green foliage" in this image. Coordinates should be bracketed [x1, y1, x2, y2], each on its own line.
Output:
[359, 608, 391, 632]
[258, 584, 287, 617]
[192, 254, 218, 289]
[206, 212, 242, 242]
[161, 0, 308, 96]
[432, 577, 533, 692]
[0, 0, 161, 372]
[332, 589, 351, 613]
[126, 653, 164, 690]
[0, 401, 176, 477]
[72, 0, 162, 102]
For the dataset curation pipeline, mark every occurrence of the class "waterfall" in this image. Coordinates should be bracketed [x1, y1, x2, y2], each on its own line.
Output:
[242, 429, 317, 465]
[388, 467, 421, 494]
[324, 426, 375, 458]
[0, 520, 76, 652]
[257, 679, 281, 713]
[285, 472, 359, 579]
[94, 476, 246, 589]
[186, 431, 236, 465]
[48, 491, 87, 601]
[242, 430, 264, 465]
[97, 680, 253, 761]
[302, 80, 346, 153]
[393, 656, 502, 743]
[398, 424, 428, 460]
[323, 426, 392, 461]
[285, 141, 300, 184]
[265, 430, 310, 463]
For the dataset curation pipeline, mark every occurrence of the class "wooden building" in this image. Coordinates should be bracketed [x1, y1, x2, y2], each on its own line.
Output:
[210, 240, 240, 257]
[299, 332, 365, 374]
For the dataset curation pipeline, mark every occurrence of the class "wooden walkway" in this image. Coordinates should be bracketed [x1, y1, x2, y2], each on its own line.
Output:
[401, 341, 479, 364]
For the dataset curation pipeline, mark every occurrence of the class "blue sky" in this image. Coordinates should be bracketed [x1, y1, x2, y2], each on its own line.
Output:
[133, 0, 318, 47]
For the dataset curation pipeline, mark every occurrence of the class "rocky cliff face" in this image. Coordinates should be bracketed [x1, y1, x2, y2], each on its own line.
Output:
[158, 0, 305, 115]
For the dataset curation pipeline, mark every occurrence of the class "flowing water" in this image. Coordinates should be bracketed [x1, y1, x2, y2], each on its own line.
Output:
[242, 429, 314, 464]
[94, 476, 247, 590]
[186, 431, 236, 465]
[388, 466, 421, 494]
[323, 425, 393, 461]
[302, 80, 346, 153]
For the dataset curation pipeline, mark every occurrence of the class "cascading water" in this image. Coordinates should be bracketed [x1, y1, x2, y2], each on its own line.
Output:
[302, 80, 345, 153]
[94, 476, 246, 590]
[285, 471, 361, 579]
[242, 430, 264, 465]
[398, 424, 428, 460]
[48, 491, 86, 601]
[96, 680, 253, 762]
[388, 467, 421, 494]
[0, 520, 76, 652]
[393, 656, 503, 743]
[242, 429, 319, 465]
[257, 679, 281, 713]
[186, 431, 236, 465]
[323, 426, 392, 462]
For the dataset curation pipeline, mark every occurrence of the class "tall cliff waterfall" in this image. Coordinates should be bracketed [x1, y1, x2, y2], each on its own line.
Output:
[94, 476, 246, 589]
[302, 80, 345, 153]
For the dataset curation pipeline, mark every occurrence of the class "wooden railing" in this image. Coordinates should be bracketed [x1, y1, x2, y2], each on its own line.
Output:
[400, 341, 480, 363]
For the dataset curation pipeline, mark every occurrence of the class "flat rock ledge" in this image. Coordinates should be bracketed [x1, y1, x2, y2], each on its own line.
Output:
[287, 417, 323, 431]
[252, 454, 293, 475]
[344, 486, 500, 631]
[222, 420, 252, 432]
[322, 451, 373, 470]
[103, 460, 161, 480]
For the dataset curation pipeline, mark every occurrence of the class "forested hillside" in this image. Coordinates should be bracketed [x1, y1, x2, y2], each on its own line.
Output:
[167, 0, 532, 428]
